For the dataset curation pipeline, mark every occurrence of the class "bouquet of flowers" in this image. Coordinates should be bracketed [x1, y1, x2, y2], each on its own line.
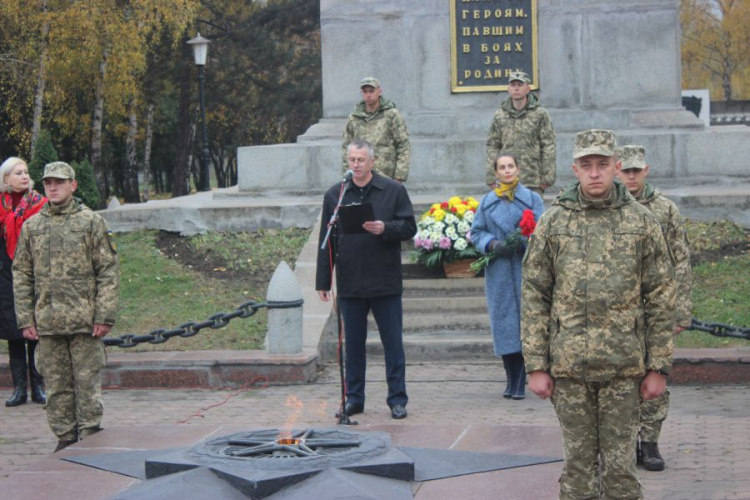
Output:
[412, 196, 481, 268]
[470, 209, 537, 272]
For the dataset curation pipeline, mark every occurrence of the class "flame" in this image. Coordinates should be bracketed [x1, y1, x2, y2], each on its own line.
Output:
[278, 394, 304, 440]
[276, 437, 301, 445]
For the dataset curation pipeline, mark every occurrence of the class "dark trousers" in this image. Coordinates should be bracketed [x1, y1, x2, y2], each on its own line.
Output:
[339, 294, 408, 408]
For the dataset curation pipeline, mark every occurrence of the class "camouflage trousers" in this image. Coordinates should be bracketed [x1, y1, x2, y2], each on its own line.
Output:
[552, 377, 642, 500]
[639, 389, 670, 443]
[37, 334, 107, 441]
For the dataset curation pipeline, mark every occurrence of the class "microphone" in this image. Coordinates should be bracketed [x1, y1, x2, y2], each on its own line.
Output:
[342, 170, 354, 182]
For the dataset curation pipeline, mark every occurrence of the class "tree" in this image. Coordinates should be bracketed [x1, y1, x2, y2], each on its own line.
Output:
[191, 0, 322, 188]
[72, 159, 100, 209]
[681, 0, 750, 100]
[2, 0, 323, 199]
[28, 129, 57, 186]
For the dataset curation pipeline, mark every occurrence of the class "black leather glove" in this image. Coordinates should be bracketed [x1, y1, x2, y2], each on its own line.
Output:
[488, 240, 514, 257]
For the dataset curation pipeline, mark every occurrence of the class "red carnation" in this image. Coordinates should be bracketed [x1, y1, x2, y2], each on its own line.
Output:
[519, 210, 536, 237]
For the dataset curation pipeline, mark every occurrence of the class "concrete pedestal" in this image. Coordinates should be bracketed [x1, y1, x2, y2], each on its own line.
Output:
[237, 0, 750, 195]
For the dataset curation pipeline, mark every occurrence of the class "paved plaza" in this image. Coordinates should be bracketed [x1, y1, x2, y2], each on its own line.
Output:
[1, 361, 749, 499]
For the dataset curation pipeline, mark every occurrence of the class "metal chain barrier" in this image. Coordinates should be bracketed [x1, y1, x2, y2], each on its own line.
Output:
[689, 317, 750, 341]
[102, 300, 747, 347]
[103, 299, 303, 348]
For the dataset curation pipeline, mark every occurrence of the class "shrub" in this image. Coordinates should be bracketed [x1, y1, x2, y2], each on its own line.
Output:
[28, 130, 58, 186]
[72, 159, 100, 209]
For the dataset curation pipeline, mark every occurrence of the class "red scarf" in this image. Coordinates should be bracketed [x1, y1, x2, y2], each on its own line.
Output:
[0, 190, 48, 259]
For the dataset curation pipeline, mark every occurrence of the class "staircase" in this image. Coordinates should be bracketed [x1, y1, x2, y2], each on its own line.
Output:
[362, 246, 495, 361]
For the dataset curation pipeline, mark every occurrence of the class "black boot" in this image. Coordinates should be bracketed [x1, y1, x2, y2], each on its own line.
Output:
[5, 356, 28, 407]
[512, 353, 526, 400]
[641, 441, 665, 471]
[510, 352, 526, 400]
[27, 341, 46, 404]
[501, 355, 513, 399]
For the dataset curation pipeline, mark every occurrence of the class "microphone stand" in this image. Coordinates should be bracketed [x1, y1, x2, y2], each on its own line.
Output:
[321, 175, 357, 425]
[320, 175, 350, 251]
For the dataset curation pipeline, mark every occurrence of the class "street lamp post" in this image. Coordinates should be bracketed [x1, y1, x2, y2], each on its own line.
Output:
[187, 33, 211, 192]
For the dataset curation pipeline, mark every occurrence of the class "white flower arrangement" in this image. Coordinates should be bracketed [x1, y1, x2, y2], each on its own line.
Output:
[412, 196, 482, 268]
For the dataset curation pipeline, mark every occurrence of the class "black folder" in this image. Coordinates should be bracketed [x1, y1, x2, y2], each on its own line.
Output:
[339, 202, 375, 234]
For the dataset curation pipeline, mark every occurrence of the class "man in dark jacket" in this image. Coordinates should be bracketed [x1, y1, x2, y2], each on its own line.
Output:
[317, 138, 416, 419]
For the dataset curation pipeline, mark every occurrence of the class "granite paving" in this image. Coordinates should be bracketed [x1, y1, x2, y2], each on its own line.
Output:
[1, 361, 748, 499]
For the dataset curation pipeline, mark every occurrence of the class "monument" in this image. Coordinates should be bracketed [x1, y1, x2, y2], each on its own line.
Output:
[236, 0, 750, 195]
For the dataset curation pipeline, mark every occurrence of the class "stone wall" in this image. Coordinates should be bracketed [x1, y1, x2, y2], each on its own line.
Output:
[237, 0, 750, 194]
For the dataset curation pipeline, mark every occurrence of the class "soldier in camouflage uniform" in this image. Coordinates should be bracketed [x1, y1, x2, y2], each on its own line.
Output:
[484, 71, 556, 194]
[13, 162, 119, 453]
[521, 130, 676, 500]
[342, 77, 411, 182]
[617, 145, 693, 472]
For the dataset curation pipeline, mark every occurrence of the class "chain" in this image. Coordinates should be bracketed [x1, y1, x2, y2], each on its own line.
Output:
[103, 299, 303, 348]
[688, 317, 750, 340]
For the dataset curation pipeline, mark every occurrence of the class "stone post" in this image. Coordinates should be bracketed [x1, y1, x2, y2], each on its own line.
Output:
[266, 261, 304, 354]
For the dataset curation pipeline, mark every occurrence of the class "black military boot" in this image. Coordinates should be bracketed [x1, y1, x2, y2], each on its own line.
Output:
[27, 342, 46, 404]
[641, 441, 665, 471]
[5, 357, 28, 407]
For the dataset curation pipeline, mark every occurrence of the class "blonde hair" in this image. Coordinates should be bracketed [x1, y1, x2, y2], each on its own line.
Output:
[0, 157, 34, 193]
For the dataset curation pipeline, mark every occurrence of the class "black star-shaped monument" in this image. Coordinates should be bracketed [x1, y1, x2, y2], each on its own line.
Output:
[64, 428, 561, 500]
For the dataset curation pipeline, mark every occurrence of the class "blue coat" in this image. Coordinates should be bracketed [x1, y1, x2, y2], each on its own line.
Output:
[471, 185, 544, 356]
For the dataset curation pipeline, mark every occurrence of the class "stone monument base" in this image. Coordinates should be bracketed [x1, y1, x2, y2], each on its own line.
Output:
[237, 118, 750, 195]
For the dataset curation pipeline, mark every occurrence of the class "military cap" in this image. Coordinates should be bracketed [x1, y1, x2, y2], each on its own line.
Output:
[616, 145, 647, 170]
[508, 71, 530, 84]
[573, 129, 617, 159]
[359, 77, 381, 89]
[42, 161, 76, 180]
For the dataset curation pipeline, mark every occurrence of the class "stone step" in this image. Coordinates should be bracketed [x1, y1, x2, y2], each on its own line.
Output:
[365, 332, 495, 361]
[368, 313, 490, 332]
[403, 277, 485, 297]
[401, 297, 488, 315]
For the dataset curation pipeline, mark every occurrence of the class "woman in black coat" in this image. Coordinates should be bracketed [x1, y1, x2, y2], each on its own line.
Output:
[0, 157, 47, 406]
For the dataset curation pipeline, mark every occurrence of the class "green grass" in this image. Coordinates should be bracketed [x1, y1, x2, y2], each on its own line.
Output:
[0, 219, 747, 353]
[679, 253, 750, 348]
[677, 219, 749, 347]
[112, 231, 272, 351]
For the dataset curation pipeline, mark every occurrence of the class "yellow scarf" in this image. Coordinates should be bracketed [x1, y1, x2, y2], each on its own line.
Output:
[493, 178, 519, 201]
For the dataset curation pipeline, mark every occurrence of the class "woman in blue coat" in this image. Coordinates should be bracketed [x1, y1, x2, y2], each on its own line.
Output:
[471, 152, 544, 399]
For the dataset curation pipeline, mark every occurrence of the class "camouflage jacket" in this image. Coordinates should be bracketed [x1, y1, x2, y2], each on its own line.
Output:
[342, 97, 411, 181]
[485, 94, 557, 188]
[521, 181, 675, 381]
[13, 199, 119, 335]
[636, 182, 693, 327]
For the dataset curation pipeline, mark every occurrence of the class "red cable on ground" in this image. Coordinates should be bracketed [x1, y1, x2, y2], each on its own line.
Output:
[176, 375, 270, 424]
